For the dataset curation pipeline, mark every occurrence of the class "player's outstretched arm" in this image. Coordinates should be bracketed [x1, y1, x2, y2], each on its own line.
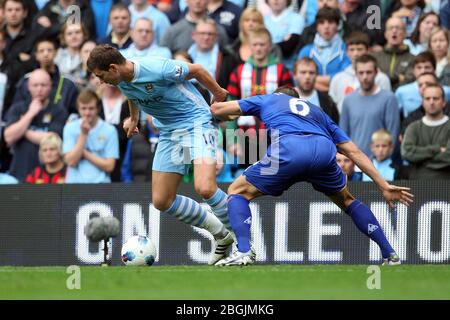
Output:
[337, 141, 414, 208]
[185, 63, 228, 103]
[210, 101, 243, 121]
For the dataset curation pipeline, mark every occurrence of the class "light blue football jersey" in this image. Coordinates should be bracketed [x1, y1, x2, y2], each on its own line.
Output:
[118, 57, 212, 132]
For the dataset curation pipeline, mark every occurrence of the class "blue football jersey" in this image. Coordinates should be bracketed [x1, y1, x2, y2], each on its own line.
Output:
[238, 93, 350, 145]
[118, 56, 212, 131]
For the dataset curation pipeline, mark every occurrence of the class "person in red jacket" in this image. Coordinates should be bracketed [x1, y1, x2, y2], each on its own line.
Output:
[25, 133, 66, 184]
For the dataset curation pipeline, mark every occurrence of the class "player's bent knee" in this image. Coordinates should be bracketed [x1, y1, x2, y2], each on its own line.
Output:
[152, 195, 176, 212]
[195, 184, 216, 200]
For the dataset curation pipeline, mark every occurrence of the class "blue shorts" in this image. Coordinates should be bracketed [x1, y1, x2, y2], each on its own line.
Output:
[152, 121, 218, 175]
[243, 134, 346, 196]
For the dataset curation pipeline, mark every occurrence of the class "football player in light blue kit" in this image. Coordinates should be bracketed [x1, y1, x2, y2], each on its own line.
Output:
[87, 44, 234, 264]
[211, 86, 414, 266]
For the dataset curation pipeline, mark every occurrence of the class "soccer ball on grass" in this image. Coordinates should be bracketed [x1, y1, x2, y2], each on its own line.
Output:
[121, 235, 157, 266]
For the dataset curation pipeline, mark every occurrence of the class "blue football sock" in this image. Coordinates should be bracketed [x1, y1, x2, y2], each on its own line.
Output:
[228, 194, 252, 253]
[204, 188, 232, 230]
[346, 199, 394, 258]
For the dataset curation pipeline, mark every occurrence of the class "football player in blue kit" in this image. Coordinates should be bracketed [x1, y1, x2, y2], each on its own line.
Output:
[211, 86, 414, 266]
[87, 44, 234, 265]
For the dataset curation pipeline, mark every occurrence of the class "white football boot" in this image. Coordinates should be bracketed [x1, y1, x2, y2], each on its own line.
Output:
[215, 250, 254, 266]
[208, 232, 235, 265]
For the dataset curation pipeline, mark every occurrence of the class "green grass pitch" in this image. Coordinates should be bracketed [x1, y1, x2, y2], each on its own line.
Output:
[1, 265, 449, 300]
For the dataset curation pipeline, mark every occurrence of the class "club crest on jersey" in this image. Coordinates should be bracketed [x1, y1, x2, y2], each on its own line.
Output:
[145, 83, 154, 92]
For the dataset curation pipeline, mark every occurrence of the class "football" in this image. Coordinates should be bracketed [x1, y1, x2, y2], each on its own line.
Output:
[121, 235, 157, 266]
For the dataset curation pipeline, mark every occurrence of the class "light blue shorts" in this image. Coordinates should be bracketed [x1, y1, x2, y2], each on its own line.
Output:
[152, 121, 218, 175]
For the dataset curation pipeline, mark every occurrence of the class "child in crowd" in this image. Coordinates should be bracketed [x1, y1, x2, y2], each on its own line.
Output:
[362, 129, 398, 182]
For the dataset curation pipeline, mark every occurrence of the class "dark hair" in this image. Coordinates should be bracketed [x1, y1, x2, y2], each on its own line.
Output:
[355, 54, 378, 70]
[87, 44, 126, 71]
[315, 7, 340, 25]
[393, 0, 426, 12]
[410, 12, 440, 44]
[345, 32, 371, 49]
[417, 71, 439, 82]
[294, 57, 318, 73]
[423, 83, 445, 100]
[109, 3, 130, 17]
[2, 0, 26, 10]
[274, 85, 298, 98]
[412, 51, 436, 70]
[77, 89, 100, 108]
[81, 39, 97, 50]
[34, 38, 58, 52]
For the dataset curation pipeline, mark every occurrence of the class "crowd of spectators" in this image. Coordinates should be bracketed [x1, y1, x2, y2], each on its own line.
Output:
[0, 0, 449, 185]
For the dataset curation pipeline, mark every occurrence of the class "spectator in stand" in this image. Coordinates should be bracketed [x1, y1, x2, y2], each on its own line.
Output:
[400, 72, 450, 138]
[395, 51, 450, 118]
[428, 27, 450, 84]
[340, 0, 384, 47]
[98, 83, 129, 182]
[35, 0, 95, 41]
[4, 69, 68, 181]
[294, 57, 339, 123]
[1, 0, 47, 110]
[404, 12, 440, 55]
[390, 0, 425, 38]
[128, 0, 171, 44]
[63, 89, 119, 183]
[77, 40, 97, 90]
[300, 0, 351, 48]
[340, 54, 400, 157]
[13, 38, 79, 116]
[188, 18, 239, 89]
[336, 152, 362, 181]
[362, 129, 400, 182]
[264, 0, 304, 71]
[90, 0, 118, 41]
[372, 16, 415, 90]
[330, 32, 392, 114]
[120, 18, 171, 59]
[226, 7, 281, 65]
[401, 84, 450, 179]
[54, 22, 89, 83]
[160, 0, 229, 53]
[99, 3, 133, 50]
[297, 7, 351, 92]
[25, 133, 66, 184]
[207, 0, 242, 42]
[227, 27, 293, 100]
[227, 28, 293, 168]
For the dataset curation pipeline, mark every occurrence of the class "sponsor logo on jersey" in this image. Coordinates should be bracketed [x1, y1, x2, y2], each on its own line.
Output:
[130, 97, 163, 105]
